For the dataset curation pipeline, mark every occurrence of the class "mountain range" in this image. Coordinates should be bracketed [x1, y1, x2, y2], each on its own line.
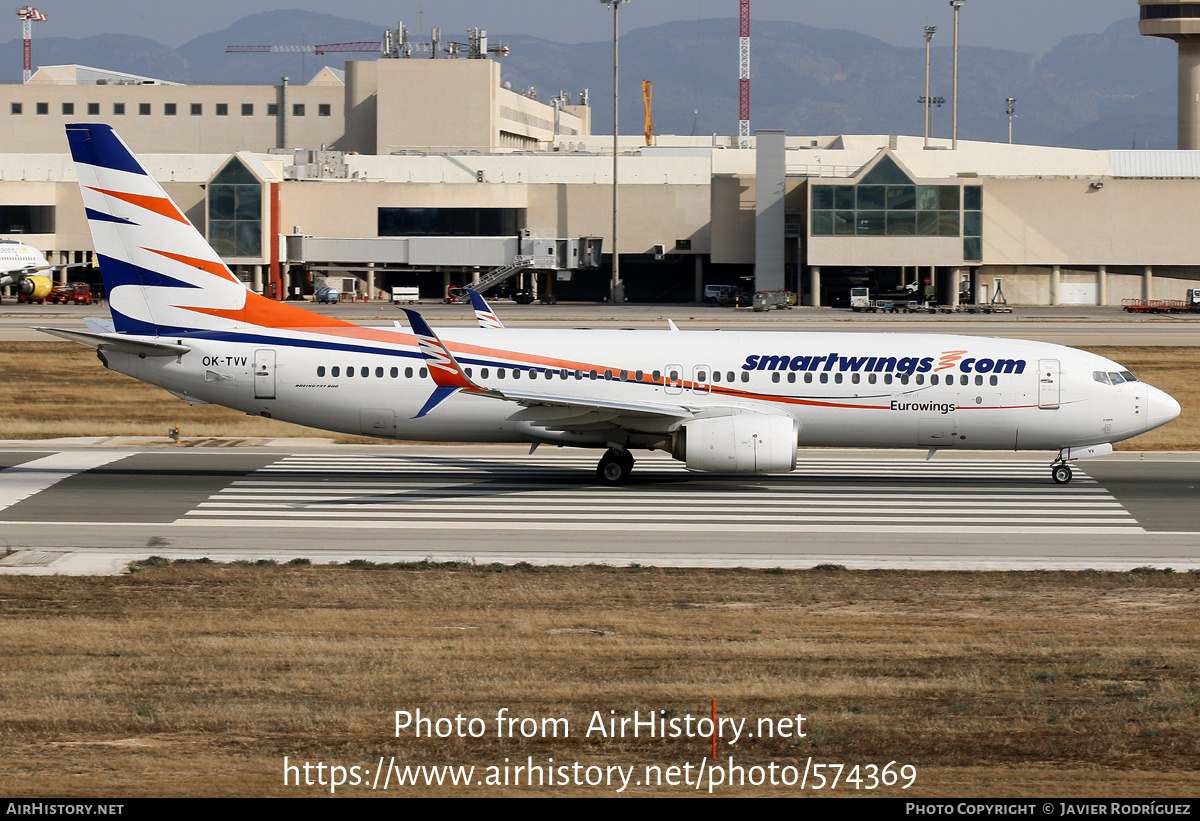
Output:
[0, 10, 1179, 150]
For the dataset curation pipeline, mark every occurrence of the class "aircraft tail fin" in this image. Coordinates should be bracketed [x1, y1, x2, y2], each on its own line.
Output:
[466, 288, 505, 329]
[401, 308, 495, 417]
[66, 123, 352, 335]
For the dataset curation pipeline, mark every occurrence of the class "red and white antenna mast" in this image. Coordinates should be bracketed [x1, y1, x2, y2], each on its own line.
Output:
[738, 0, 750, 147]
[17, 6, 46, 84]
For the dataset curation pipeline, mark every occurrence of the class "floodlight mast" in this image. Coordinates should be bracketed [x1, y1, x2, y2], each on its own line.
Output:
[600, 0, 630, 301]
[924, 26, 937, 147]
[950, 1, 965, 149]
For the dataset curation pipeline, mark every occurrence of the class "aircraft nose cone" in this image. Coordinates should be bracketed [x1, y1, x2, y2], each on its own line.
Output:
[1146, 385, 1181, 432]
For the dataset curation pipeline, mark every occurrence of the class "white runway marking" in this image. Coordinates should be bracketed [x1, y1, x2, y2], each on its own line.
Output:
[180, 453, 1143, 533]
[0, 451, 134, 514]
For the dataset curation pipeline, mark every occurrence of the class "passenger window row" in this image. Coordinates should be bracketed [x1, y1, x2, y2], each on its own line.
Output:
[312, 364, 657, 382]
[316, 365, 428, 379]
[314, 363, 1004, 390]
[768, 371, 1001, 387]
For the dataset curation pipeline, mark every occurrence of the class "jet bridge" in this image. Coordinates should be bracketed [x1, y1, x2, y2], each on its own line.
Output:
[285, 234, 601, 299]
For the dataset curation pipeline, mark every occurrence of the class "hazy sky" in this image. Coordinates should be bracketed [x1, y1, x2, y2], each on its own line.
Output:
[22, 1, 1139, 57]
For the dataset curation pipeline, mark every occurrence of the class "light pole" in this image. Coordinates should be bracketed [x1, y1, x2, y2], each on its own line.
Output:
[601, 0, 630, 301]
[950, 0, 964, 149]
[923, 25, 937, 147]
[1006, 97, 1017, 144]
[919, 95, 945, 138]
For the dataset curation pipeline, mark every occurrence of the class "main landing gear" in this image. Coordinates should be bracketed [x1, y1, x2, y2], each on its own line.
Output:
[597, 448, 635, 485]
[1050, 449, 1073, 485]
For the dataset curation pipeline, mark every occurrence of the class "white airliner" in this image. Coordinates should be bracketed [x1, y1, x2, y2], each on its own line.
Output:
[0, 240, 58, 301]
[40, 124, 1180, 485]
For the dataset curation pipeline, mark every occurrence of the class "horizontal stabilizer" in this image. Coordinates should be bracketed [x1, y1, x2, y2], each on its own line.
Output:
[35, 327, 190, 357]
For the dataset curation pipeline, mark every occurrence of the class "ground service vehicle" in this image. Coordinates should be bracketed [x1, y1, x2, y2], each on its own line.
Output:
[49, 282, 93, 305]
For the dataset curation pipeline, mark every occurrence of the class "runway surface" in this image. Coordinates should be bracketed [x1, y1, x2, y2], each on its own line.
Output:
[5, 303, 1200, 345]
[1, 444, 1197, 574]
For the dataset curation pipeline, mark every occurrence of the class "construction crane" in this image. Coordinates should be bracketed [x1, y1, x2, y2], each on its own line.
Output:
[17, 6, 46, 85]
[226, 43, 383, 55]
[642, 80, 657, 146]
[228, 24, 509, 63]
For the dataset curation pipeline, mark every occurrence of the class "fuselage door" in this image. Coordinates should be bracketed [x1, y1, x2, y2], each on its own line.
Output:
[664, 364, 684, 395]
[691, 365, 711, 395]
[254, 349, 277, 400]
[1038, 358, 1060, 410]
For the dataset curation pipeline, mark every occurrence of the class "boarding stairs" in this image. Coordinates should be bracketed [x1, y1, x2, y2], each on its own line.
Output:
[471, 255, 554, 294]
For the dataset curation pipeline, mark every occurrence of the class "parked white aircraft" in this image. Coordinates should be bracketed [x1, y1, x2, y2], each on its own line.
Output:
[41, 124, 1180, 484]
[0, 240, 57, 301]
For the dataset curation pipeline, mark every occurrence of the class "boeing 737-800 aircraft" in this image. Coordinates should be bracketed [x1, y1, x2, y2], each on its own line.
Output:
[41, 124, 1180, 485]
[0, 240, 62, 302]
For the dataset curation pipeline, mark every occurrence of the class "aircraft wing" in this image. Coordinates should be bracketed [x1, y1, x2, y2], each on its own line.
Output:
[2, 262, 89, 280]
[35, 327, 190, 357]
[486, 388, 695, 434]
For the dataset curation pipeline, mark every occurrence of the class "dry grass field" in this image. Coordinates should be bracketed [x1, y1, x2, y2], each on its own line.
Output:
[1, 564, 1197, 797]
[2, 342, 1198, 448]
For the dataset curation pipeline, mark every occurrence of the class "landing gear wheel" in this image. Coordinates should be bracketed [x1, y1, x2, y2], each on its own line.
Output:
[597, 448, 635, 485]
[1052, 464, 1073, 485]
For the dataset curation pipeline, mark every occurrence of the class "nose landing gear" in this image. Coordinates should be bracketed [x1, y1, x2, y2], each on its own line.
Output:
[597, 448, 635, 485]
[1050, 447, 1074, 484]
[1051, 462, 1073, 484]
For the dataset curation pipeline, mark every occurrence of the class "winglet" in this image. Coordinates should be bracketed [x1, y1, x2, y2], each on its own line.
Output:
[402, 308, 494, 417]
[466, 288, 505, 329]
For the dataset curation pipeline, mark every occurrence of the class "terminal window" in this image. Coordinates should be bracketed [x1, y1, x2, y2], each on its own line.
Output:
[191, 103, 202, 115]
[963, 185, 982, 262]
[113, 103, 125, 115]
[208, 157, 262, 258]
[378, 207, 525, 237]
[36, 102, 48, 115]
[61, 102, 74, 115]
[267, 104, 278, 116]
[293, 104, 305, 116]
[88, 103, 99, 115]
[242, 103, 253, 116]
[0, 205, 55, 234]
[319, 104, 331, 116]
[216, 104, 228, 116]
[1141, 5, 1200, 19]
[139, 103, 151, 115]
[810, 156, 976, 256]
[10, 102, 20, 114]
[165, 103, 176, 116]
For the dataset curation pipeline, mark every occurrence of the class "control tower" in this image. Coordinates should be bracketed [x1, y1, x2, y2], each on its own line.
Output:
[1139, 0, 1200, 148]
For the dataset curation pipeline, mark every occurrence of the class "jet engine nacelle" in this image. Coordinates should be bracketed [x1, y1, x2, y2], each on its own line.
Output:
[15, 275, 53, 301]
[673, 413, 799, 474]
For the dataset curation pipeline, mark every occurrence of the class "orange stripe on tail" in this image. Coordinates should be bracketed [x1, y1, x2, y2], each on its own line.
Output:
[144, 248, 242, 284]
[88, 187, 189, 224]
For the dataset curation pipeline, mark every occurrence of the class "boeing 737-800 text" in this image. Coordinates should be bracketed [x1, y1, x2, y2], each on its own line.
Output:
[41, 125, 1180, 485]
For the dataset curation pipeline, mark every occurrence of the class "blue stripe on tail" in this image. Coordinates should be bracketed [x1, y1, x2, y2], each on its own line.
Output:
[66, 124, 148, 176]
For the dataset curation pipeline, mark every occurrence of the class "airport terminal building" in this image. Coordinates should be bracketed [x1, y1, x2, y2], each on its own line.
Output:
[2, 55, 1199, 307]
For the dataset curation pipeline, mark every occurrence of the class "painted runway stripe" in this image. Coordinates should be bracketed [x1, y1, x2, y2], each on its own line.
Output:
[173, 520, 1145, 534]
[0, 452, 135, 515]
[208, 496, 1125, 508]
[182, 453, 1139, 532]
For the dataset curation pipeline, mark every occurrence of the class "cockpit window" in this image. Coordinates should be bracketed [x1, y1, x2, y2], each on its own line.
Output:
[1108, 372, 1125, 385]
[1120, 371, 1138, 383]
[1093, 371, 1111, 385]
